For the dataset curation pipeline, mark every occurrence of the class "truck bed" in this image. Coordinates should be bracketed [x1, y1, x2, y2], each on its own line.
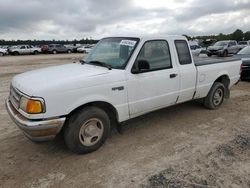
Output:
[194, 56, 241, 66]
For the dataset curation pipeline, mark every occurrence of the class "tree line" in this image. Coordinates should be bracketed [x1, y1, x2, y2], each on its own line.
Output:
[0, 29, 249, 46]
[184, 29, 250, 42]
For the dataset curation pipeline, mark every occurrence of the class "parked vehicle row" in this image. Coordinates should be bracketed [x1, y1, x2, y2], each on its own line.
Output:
[0, 44, 95, 56]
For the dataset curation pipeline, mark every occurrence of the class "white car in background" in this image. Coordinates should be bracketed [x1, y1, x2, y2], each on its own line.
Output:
[238, 41, 250, 49]
[190, 45, 206, 56]
[0, 47, 8, 56]
[77, 45, 94, 53]
[9, 45, 41, 55]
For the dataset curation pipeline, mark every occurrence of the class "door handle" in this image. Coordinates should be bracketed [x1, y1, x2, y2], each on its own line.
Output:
[170, 73, 178, 78]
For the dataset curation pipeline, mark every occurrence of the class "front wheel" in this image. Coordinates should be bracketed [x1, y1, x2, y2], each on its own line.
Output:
[204, 82, 225, 109]
[0, 52, 4, 56]
[64, 106, 110, 154]
[222, 50, 228, 57]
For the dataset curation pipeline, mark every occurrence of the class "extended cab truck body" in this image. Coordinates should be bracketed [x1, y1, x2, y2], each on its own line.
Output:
[6, 36, 241, 153]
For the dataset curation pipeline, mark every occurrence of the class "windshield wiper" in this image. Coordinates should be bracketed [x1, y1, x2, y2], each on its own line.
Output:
[87, 61, 112, 70]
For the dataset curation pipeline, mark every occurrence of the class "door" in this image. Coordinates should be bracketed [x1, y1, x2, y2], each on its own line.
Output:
[174, 40, 197, 103]
[228, 41, 237, 54]
[127, 40, 180, 117]
[19, 45, 26, 54]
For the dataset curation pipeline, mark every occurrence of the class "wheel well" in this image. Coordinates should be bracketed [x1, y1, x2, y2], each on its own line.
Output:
[68, 101, 118, 128]
[215, 75, 230, 98]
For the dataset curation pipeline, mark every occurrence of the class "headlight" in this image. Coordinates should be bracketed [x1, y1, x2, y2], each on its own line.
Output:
[19, 96, 44, 114]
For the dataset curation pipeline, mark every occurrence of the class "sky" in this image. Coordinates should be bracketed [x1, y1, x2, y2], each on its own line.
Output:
[0, 0, 250, 40]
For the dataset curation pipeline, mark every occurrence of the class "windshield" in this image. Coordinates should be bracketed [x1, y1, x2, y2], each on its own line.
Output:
[238, 41, 247, 45]
[238, 46, 250, 55]
[213, 41, 228, 46]
[84, 37, 139, 69]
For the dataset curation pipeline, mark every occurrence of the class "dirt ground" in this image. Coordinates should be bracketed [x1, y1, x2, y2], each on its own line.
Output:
[0, 54, 249, 188]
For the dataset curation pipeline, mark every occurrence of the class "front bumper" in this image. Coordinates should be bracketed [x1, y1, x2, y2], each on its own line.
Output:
[5, 99, 66, 141]
[207, 50, 223, 55]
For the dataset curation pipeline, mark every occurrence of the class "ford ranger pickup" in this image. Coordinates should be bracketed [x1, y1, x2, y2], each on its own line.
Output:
[6, 35, 242, 154]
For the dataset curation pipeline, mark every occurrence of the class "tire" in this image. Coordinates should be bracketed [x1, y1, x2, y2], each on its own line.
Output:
[0, 52, 4, 56]
[222, 50, 228, 57]
[64, 106, 110, 154]
[13, 51, 19, 56]
[34, 51, 38, 55]
[207, 53, 212, 57]
[52, 50, 57, 54]
[67, 50, 72, 54]
[204, 82, 225, 109]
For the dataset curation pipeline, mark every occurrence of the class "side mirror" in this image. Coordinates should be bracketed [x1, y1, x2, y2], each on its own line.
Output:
[132, 60, 150, 74]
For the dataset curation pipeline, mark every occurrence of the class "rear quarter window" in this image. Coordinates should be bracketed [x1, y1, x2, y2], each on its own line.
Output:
[175, 40, 192, 65]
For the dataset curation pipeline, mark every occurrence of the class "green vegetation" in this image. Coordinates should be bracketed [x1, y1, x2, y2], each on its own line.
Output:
[185, 29, 250, 42]
[0, 29, 249, 46]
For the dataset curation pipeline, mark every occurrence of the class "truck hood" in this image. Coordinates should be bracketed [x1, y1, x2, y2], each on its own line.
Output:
[12, 63, 113, 96]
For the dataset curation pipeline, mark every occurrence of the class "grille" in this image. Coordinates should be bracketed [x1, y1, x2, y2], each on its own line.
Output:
[9, 86, 21, 109]
[210, 50, 218, 53]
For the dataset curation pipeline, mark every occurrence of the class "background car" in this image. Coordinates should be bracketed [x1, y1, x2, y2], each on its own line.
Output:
[234, 46, 250, 81]
[41, 45, 49, 53]
[190, 45, 206, 56]
[48, 44, 73, 54]
[77, 45, 94, 53]
[8, 45, 41, 55]
[207, 40, 241, 57]
[0, 47, 8, 56]
[238, 41, 250, 49]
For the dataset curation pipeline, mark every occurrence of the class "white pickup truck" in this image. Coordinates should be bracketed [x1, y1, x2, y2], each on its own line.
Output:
[9, 45, 41, 55]
[6, 35, 241, 154]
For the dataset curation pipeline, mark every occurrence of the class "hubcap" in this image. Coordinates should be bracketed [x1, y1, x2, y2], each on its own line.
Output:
[213, 88, 223, 106]
[79, 118, 104, 146]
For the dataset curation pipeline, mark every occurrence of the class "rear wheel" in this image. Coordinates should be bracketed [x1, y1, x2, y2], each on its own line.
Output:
[0, 52, 4, 56]
[34, 51, 38, 55]
[207, 53, 212, 57]
[52, 50, 57, 54]
[64, 106, 110, 154]
[13, 51, 19, 56]
[67, 49, 72, 54]
[222, 50, 228, 57]
[204, 82, 225, 109]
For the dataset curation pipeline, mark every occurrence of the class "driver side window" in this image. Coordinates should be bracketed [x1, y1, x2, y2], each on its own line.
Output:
[133, 40, 172, 72]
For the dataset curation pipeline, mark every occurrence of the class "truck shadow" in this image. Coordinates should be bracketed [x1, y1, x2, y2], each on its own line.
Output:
[24, 100, 207, 155]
